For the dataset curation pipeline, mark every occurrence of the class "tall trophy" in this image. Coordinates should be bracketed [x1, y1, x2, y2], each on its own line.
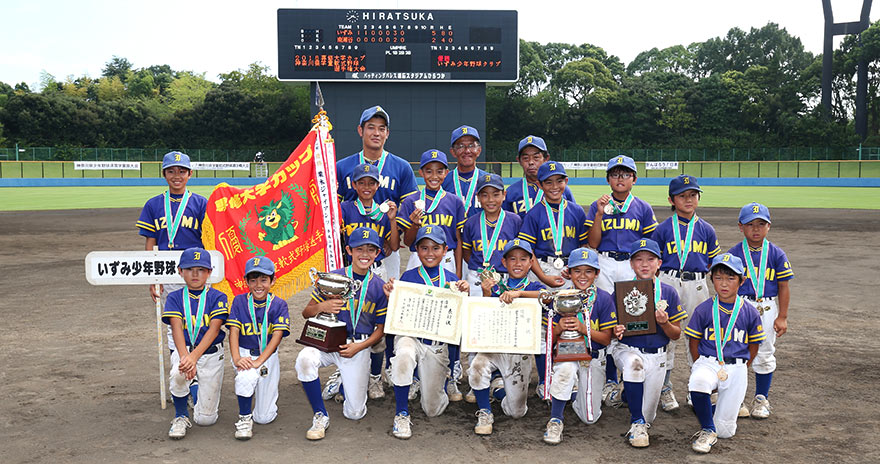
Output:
[541, 287, 595, 362]
[296, 268, 359, 352]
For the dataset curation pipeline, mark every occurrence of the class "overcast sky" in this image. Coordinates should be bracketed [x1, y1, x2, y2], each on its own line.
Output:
[1, 0, 877, 87]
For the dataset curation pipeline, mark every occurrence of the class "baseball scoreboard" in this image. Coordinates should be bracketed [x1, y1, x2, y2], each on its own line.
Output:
[277, 9, 518, 82]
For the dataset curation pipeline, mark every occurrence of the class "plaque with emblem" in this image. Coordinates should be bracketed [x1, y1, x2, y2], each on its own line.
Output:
[614, 279, 657, 337]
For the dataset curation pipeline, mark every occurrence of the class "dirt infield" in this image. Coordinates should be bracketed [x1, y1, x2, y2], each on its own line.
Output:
[1, 207, 877, 463]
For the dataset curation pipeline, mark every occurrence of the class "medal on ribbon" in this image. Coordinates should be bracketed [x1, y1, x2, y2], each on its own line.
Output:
[542, 199, 567, 268]
[608, 192, 634, 215]
[247, 293, 273, 354]
[355, 197, 385, 221]
[185, 288, 208, 349]
[416, 188, 446, 214]
[345, 266, 371, 336]
[453, 168, 479, 210]
[711, 295, 744, 381]
[521, 180, 543, 214]
[654, 277, 667, 311]
[359, 150, 388, 176]
[672, 214, 698, 271]
[418, 265, 446, 289]
[741, 239, 769, 300]
[479, 210, 506, 269]
[163, 189, 192, 249]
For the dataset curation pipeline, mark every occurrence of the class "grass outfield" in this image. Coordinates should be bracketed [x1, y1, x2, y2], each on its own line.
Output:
[1, 185, 878, 211]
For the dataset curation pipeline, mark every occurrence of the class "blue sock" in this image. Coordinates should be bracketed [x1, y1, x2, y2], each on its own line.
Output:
[475, 388, 491, 410]
[172, 395, 189, 418]
[663, 369, 672, 387]
[534, 354, 547, 384]
[624, 381, 645, 423]
[448, 344, 460, 373]
[370, 352, 383, 376]
[338, 382, 345, 399]
[237, 395, 253, 416]
[393, 385, 410, 415]
[755, 372, 773, 398]
[189, 383, 199, 405]
[691, 391, 715, 432]
[385, 334, 395, 366]
[605, 354, 618, 383]
[493, 387, 506, 402]
[550, 398, 566, 420]
[301, 379, 327, 415]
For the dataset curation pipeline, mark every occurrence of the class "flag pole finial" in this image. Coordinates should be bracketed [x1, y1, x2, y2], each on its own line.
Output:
[311, 82, 332, 130]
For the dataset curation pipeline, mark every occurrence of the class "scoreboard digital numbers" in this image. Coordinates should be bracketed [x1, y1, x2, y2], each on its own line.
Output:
[277, 9, 518, 82]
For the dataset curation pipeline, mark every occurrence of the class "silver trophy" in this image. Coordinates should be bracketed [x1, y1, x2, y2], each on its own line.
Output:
[310, 267, 362, 323]
[540, 287, 596, 341]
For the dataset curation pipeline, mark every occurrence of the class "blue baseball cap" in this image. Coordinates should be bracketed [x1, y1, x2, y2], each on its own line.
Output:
[476, 172, 505, 193]
[606, 155, 637, 173]
[518, 135, 547, 154]
[450, 125, 480, 146]
[668, 174, 702, 196]
[351, 163, 380, 183]
[502, 238, 533, 258]
[179, 247, 212, 269]
[710, 253, 746, 276]
[162, 151, 191, 170]
[245, 256, 275, 276]
[419, 149, 449, 169]
[738, 202, 772, 224]
[567, 247, 600, 269]
[415, 225, 446, 246]
[629, 238, 662, 259]
[537, 160, 568, 182]
[359, 105, 390, 126]
[348, 226, 383, 248]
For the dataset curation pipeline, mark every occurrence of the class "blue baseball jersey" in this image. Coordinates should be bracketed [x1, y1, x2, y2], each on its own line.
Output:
[726, 241, 794, 298]
[684, 298, 766, 360]
[461, 212, 523, 272]
[585, 195, 658, 252]
[340, 200, 393, 261]
[517, 200, 589, 260]
[442, 168, 488, 217]
[162, 287, 229, 347]
[616, 282, 687, 349]
[552, 288, 617, 351]
[397, 189, 466, 251]
[226, 294, 291, 352]
[653, 216, 721, 272]
[136, 192, 208, 250]
[502, 180, 575, 219]
[337, 151, 419, 204]
[310, 268, 388, 338]
[400, 265, 459, 288]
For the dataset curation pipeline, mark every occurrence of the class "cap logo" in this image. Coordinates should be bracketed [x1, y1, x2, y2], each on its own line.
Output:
[581, 250, 590, 259]
[484, 175, 491, 182]
[616, 157, 623, 164]
[527, 136, 533, 143]
[426, 226, 433, 233]
[461, 127, 468, 134]
[362, 230, 370, 239]
[513, 239, 520, 246]
[254, 257, 260, 266]
[194, 251, 201, 260]
[722, 254, 730, 262]
[175, 154, 181, 162]
[683, 177, 690, 184]
[376, 106, 382, 111]
[431, 151, 438, 159]
[364, 166, 370, 172]
[752, 205, 760, 213]
[549, 163, 556, 171]
[640, 240, 646, 247]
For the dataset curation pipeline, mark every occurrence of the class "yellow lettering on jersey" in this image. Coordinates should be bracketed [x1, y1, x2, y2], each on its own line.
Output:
[155, 216, 197, 231]
[475, 238, 509, 252]
[602, 217, 641, 231]
[181, 216, 194, 229]
[421, 214, 453, 227]
[590, 319, 599, 331]
[540, 227, 576, 241]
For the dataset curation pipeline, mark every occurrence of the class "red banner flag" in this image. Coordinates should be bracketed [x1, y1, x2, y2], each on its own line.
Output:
[202, 122, 343, 300]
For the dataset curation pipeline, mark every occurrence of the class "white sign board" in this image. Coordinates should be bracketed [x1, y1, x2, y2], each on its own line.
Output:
[646, 161, 679, 170]
[84, 250, 225, 285]
[74, 161, 141, 170]
[561, 162, 606, 170]
[191, 162, 251, 171]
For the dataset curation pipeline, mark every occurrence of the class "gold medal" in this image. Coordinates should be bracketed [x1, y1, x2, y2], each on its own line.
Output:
[717, 366, 728, 381]
[414, 199, 426, 210]
[579, 360, 590, 368]
[603, 204, 614, 215]
[656, 300, 668, 311]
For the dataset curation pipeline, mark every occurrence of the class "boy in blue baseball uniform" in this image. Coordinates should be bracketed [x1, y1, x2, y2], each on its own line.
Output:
[727, 202, 793, 419]
[295, 227, 388, 441]
[443, 125, 488, 217]
[337, 105, 419, 279]
[468, 239, 546, 435]
[653, 174, 720, 412]
[226, 257, 290, 440]
[161, 247, 228, 439]
[542, 248, 616, 445]
[685, 253, 766, 453]
[383, 226, 470, 439]
[503, 136, 575, 218]
[611, 239, 686, 448]
[518, 161, 588, 289]
[397, 149, 466, 274]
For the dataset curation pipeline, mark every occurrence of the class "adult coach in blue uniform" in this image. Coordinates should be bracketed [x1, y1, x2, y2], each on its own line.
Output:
[502, 136, 575, 219]
[443, 125, 488, 218]
[336, 106, 419, 278]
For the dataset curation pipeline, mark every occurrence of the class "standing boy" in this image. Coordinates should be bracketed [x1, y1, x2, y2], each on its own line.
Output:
[727, 202, 793, 419]
[503, 135, 575, 218]
[226, 257, 290, 440]
[443, 125, 488, 217]
[161, 247, 228, 439]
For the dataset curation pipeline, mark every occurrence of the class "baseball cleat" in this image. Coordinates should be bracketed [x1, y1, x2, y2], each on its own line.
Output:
[660, 386, 679, 412]
[543, 418, 564, 445]
[321, 370, 342, 400]
[408, 378, 420, 401]
[489, 377, 504, 402]
[535, 383, 549, 402]
[168, 416, 192, 440]
[605, 383, 624, 408]
[750, 395, 771, 419]
[368, 374, 385, 399]
[234, 414, 254, 440]
[306, 412, 330, 440]
[602, 381, 617, 403]
[392, 412, 412, 439]
[627, 420, 649, 448]
[474, 409, 494, 435]
[691, 429, 717, 454]
[465, 388, 477, 403]
[446, 380, 463, 402]
[738, 403, 751, 418]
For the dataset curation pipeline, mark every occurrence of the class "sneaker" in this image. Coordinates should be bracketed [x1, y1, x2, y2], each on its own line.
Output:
[738, 403, 751, 418]
[535, 383, 547, 401]
[408, 378, 420, 401]
[465, 388, 477, 403]
[168, 416, 192, 439]
[691, 429, 717, 454]
[368, 374, 385, 399]
[334, 392, 345, 403]
[322, 370, 342, 400]
[750, 395, 771, 419]
[446, 380, 463, 402]
[543, 418, 564, 445]
[392, 412, 412, 439]
[660, 386, 679, 412]
[627, 420, 649, 448]
[306, 412, 330, 440]
[489, 377, 504, 402]
[474, 409, 494, 435]
[234, 414, 254, 440]
[602, 381, 616, 403]
[605, 383, 623, 408]
[384, 366, 394, 388]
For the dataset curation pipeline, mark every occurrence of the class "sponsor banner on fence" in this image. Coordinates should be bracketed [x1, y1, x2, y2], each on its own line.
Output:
[74, 161, 141, 170]
[561, 162, 606, 170]
[646, 161, 679, 170]
[191, 162, 251, 171]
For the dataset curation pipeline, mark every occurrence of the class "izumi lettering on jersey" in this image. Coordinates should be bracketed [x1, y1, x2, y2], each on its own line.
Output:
[421, 214, 455, 227]
[152, 216, 200, 231]
[601, 217, 641, 232]
[473, 239, 510, 252]
[539, 225, 578, 241]
[666, 240, 709, 255]
[346, 174, 397, 192]
[703, 327, 747, 343]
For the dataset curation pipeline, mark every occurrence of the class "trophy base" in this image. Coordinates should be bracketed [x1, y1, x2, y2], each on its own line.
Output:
[554, 338, 592, 362]
[296, 317, 348, 352]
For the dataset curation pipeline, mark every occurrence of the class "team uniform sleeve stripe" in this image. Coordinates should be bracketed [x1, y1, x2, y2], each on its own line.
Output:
[668, 310, 688, 323]
[311, 293, 325, 303]
[162, 312, 183, 320]
[748, 333, 767, 343]
[578, 232, 589, 240]
[400, 190, 418, 199]
[209, 308, 229, 318]
[584, 219, 594, 227]
[269, 323, 290, 333]
[683, 326, 703, 339]
[397, 217, 412, 228]
[226, 320, 244, 330]
[516, 232, 536, 243]
[462, 242, 472, 250]
[777, 270, 794, 278]
[642, 222, 658, 233]
[598, 321, 617, 330]
[136, 221, 157, 232]
[457, 219, 467, 230]
[375, 307, 388, 317]
[707, 246, 721, 258]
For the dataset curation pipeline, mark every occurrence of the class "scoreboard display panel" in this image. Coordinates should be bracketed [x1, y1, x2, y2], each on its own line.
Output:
[277, 9, 518, 82]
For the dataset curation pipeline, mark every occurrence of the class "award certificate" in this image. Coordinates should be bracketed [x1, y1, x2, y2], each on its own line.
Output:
[461, 297, 542, 354]
[385, 281, 465, 344]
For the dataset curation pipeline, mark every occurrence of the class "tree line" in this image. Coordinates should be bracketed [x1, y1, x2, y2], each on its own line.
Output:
[0, 22, 877, 160]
